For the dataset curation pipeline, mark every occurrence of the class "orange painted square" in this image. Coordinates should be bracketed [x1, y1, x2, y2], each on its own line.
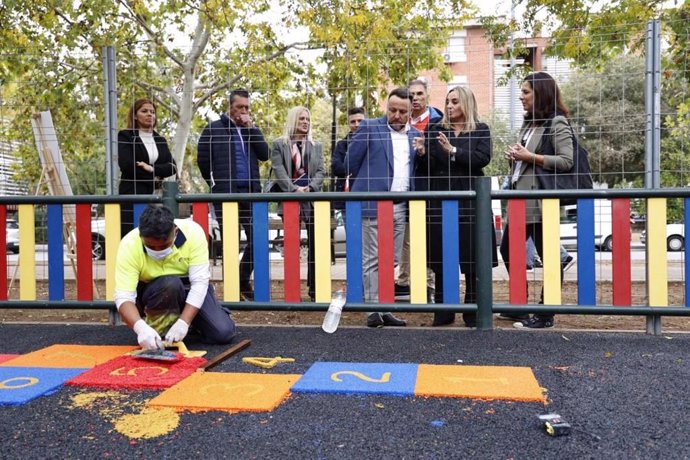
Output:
[0, 345, 137, 369]
[148, 372, 301, 413]
[415, 364, 545, 402]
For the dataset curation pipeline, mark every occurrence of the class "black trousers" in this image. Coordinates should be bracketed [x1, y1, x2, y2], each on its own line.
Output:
[136, 276, 236, 344]
[500, 222, 561, 321]
[214, 200, 254, 285]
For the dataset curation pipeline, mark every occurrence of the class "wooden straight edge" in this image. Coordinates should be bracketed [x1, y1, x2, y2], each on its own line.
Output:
[199, 339, 252, 372]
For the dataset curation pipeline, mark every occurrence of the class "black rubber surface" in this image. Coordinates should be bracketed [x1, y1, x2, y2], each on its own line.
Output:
[1, 324, 689, 458]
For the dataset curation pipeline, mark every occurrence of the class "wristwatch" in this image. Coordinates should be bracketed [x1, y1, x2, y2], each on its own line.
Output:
[450, 146, 457, 154]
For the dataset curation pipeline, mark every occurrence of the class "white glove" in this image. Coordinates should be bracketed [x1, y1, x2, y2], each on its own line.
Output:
[165, 318, 189, 343]
[133, 319, 164, 350]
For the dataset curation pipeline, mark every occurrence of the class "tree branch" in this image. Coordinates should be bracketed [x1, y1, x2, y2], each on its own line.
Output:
[194, 75, 243, 110]
[118, 0, 184, 68]
[134, 81, 180, 117]
[184, 6, 210, 71]
[194, 41, 308, 110]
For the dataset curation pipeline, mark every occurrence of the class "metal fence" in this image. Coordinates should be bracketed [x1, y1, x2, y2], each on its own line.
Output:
[0, 182, 688, 334]
[1, 17, 689, 334]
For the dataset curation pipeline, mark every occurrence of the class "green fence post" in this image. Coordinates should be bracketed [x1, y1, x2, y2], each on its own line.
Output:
[162, 181, 180, 217]
[475, 176, 494, 330]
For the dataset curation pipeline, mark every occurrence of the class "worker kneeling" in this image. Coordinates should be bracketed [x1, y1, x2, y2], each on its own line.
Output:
[114, 204, 236, 349]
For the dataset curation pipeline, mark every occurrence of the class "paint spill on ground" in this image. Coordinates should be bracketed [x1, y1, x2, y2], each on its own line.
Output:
[113, 407, 180, 439]
[66, 390, 180, 440]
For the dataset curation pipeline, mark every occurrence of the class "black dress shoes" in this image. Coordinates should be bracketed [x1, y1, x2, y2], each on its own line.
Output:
[462, 313, 477, 328]
[382, 313, 406, 327]
[432, 312, 455, 327]
[367, 313, 407, 327]
[367, 313, 384, 328]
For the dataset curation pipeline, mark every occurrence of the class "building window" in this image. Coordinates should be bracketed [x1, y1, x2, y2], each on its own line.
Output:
[444, 32, 467, 63]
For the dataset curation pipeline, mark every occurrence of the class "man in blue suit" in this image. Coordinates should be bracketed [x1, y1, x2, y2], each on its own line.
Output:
[345, 87, 423, 327]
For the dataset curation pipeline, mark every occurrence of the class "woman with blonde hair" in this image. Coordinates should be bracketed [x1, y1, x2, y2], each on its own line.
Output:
[269, 106, 326, 301]
[421, 86, 497, 327]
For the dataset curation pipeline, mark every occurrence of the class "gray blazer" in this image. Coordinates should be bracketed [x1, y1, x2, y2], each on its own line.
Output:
[511, 116, 574, 224]
[270, 137, 326, 192]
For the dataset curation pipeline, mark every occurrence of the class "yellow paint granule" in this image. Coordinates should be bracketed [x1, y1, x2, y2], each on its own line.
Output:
[113, 407, 180, 439]
[67, 391, 179, 440]
[68, 391, 126, 410]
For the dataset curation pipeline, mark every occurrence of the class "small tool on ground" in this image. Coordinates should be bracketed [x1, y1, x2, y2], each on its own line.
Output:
[130, 348, 183, 362]
[129, 341, 206, 361]
[538, 413, 572, 436]
[242, 356, 295, 369]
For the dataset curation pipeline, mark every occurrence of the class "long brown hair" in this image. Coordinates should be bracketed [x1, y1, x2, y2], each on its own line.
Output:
[523, 72, 570, 124]
[126, 99, 157, 129]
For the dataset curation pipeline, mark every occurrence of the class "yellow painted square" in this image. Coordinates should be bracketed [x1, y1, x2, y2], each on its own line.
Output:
[415, 364, 545, 402]
[0, 345, 138, 369]
[148, 372, 302, 413]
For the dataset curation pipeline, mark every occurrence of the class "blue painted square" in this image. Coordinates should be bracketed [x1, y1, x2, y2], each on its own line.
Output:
[0, 367, 88, 406]
[291, 362, 418, 396]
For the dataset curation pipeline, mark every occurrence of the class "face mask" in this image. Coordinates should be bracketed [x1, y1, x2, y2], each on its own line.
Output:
[145, 246, 173, 260]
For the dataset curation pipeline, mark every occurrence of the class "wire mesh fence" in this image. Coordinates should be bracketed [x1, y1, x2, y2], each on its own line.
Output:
[0, 13, 689, 318]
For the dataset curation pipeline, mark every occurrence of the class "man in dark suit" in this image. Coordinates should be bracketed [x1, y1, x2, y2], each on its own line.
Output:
[345, 87, 422, 327]
[197, 89, 270, 301]
[331, 106, 365, 212]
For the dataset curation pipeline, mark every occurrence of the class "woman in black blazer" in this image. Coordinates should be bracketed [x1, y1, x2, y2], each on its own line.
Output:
[423, 86, 497, 327]
[118, 99, 177, 235]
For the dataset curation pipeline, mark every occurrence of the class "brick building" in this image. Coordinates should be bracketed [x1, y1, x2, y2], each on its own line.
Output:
[416, 21, 569, 129]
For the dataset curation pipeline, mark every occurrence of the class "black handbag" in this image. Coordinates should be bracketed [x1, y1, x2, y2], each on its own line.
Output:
[535, 118, 593, 205]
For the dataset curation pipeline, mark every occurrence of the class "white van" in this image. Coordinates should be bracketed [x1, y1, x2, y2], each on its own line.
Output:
[560, 199, 613, 251]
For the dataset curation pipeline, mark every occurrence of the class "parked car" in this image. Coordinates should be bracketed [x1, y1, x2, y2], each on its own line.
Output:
[559, 201, 614, 251]
[6, 218, 106, 260]
[271, 210, 346, 259]
[88, 218, 107, 260]
[6, 219, 19, 254]
[640, 224, 685, 251]
[91, 214, 230, 261]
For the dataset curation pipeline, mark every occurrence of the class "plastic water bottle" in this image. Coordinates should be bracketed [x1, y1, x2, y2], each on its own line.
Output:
[322, 291, 346, 333]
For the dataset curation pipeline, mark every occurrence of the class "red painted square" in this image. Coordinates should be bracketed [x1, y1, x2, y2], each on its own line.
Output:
[0, 354, 20, 364]
[66, 355, 206, 390]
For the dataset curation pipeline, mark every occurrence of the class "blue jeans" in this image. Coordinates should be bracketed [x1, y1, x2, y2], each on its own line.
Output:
[526, 237, 569, 266]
